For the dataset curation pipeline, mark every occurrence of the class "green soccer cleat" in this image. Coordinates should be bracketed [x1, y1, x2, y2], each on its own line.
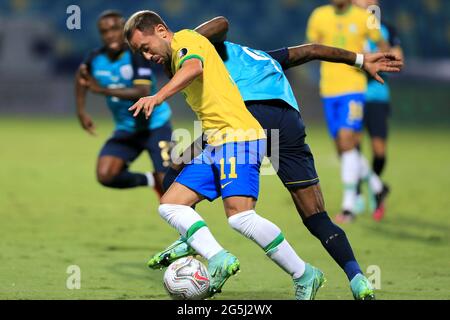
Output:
[293, 264, 326, 300]
[207, 250, 240, 296]
[147, 236, 197, 269]
[350, 274, 376, 300]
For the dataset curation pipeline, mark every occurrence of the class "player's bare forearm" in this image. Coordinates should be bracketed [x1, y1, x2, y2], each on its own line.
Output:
[155, 59, 203, 102]
[75, 69, 88, 114]
[195, 16, 229, 43]
[75, 67, 96, 135]
[286, 44, 356, 68]
[129, 59, 203, 119]
[100, 85, 150, 100]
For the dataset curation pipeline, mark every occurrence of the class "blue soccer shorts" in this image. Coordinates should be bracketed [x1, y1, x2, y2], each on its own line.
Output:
[99, 121, 173, 173]
[175, 140, 266, 201]
[322, 93, 365, 139]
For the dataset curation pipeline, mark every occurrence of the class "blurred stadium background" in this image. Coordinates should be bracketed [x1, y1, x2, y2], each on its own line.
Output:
[0, 0, 449, 299]
[1, 0, 449, 121]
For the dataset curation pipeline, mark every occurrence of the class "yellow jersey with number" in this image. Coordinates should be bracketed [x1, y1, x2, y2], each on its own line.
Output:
[306, 5, 382, 97]
[171, 29, 264, 145]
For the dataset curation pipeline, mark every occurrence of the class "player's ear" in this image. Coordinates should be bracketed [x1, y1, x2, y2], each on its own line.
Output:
[155, 24, 168, 38]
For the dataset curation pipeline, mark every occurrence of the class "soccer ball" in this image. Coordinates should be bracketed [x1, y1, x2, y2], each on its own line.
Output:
[163, 256, 210, 300]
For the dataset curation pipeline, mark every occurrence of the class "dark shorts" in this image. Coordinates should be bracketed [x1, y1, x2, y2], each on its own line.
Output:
[246, 101, 319, 189]
[99, 121, 173, 173]
[364, 102, 390, 139]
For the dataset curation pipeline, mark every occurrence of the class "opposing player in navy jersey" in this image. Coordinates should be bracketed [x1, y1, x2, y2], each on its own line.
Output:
[146, 17, 402, 299]
[75, 10, 172, 196]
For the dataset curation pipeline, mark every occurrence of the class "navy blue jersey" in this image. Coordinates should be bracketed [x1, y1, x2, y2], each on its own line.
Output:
[83, 47, 171, 132]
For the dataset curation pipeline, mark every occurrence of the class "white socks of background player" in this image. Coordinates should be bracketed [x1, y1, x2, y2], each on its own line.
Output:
[341, 149, 360, 212]
[228, 210, 305, 279]
[158, 204, 223, 260]
[145, 172, 155, 187]
[359, 154, 383, 194]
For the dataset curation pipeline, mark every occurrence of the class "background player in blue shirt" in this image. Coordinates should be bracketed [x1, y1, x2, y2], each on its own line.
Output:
[75, 10, 172, 196]
[149, 17, 402, 300]
[354, 0, 404, 220]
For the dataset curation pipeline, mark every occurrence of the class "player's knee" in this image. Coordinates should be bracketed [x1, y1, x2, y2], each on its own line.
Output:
[96, 167, 119, 186]
[223, 200, 255, 217]
[372, 138, 386, 156]
[158, 203, 175, 219]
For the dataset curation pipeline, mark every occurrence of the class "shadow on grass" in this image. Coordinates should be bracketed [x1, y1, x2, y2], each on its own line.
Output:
[361, 214, 449, 245]
[106, 261, 163, 282]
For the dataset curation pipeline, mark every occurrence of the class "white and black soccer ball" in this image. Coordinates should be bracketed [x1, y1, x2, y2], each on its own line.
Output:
[163, 256, 210, 300]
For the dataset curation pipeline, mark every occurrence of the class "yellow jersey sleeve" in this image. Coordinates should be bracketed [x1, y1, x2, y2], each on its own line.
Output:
[171, 32, 206, 74]
[306, 8, 323, 43]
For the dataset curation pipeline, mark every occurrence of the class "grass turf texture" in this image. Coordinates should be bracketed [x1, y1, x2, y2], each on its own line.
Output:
[0, 117, 449, 300]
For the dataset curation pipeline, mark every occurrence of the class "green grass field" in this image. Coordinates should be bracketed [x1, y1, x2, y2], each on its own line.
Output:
[1, 117, 449, 300]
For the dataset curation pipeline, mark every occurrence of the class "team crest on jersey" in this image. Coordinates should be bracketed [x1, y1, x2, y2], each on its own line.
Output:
[120, 64, 133, 80]
[178, 48, 188, 58]
[349, 24, 358, 33]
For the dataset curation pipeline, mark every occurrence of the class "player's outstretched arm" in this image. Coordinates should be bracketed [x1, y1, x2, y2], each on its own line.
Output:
[285, 44, 358, 68]
[83, 73, 150, 101]
[75, 64, 96, 136]
[129, 59, 203, 119]
[194, 16, 229, 43]
[284, 44, 403, 84]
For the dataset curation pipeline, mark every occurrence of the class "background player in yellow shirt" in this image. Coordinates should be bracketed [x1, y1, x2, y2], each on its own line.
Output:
[124, 11, 324, 299]
[306, 0, 389, 223]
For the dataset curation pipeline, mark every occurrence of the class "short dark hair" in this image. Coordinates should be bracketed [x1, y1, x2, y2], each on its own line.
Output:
[124, 10, 168, 42]
[97, 9, 124, 22]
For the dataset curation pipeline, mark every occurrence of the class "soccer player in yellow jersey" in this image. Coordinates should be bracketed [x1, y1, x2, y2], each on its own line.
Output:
[306, 0, 390, 223]
[124, 11, 325, 299]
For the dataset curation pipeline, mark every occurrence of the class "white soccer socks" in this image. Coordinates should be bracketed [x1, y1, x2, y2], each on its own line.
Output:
[228, 210, 305, 279]
[158, 204, 223, 260]
[145, 172, 155, 187]
[359, 154, 383, 194]
[341, 149, 360, 212]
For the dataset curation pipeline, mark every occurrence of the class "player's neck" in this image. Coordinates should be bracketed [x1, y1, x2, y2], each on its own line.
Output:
[106, 43, 126, 60]
[334, 3, 352, 15]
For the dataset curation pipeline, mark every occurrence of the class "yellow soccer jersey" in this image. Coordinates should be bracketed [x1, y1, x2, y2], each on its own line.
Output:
[170, 29, 264, 145]
[306, 5, 382, 97]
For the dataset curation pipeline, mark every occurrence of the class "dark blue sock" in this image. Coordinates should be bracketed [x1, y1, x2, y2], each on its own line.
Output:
[303, 212, 362, 281]
[100, 171, 148, 189]
[373, 156, 386, 176]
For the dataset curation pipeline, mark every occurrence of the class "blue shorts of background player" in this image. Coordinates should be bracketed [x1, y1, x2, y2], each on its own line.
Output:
[322, 93, 365, 139]
[175, 139, 266, 201]
[99, 121, 173, 173]
[98, 121, 172, 194]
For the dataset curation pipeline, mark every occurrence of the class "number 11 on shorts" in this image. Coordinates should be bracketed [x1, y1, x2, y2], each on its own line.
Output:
[220, 157, 238, 180]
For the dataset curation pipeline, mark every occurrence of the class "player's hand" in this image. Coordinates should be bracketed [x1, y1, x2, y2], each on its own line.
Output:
[77, 112, 96, 136]
[128, 95, 160, 119]
[363, 52, 403, 84]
